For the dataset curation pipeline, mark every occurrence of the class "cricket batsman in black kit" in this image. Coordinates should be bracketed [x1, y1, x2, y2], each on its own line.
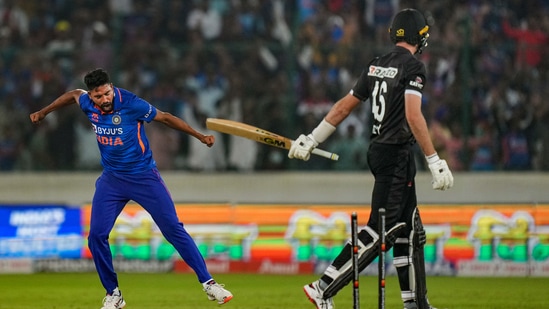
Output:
[288, 8, 454, 309]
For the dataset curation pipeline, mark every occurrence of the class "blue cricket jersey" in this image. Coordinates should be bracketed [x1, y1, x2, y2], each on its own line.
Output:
[78, 87, 158, 174]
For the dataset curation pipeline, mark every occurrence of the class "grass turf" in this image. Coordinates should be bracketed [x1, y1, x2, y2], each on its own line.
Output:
[0, 272, 547, 308]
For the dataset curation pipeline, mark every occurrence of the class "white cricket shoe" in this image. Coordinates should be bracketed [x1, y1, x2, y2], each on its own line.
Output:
[101, 287, 126, 309]
[204, 281, 233, 304]
[403, 301, 438, 309]
[303, 281, 334, 309]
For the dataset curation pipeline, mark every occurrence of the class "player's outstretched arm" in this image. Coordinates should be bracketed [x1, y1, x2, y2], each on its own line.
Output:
[154, 110, 214, 147]
[29, 89, 86, 124]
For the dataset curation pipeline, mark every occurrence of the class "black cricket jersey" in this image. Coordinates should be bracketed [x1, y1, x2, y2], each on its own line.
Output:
[351, 46, 426, 145]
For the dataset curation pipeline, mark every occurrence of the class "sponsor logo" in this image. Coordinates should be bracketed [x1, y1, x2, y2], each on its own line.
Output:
[410, 80, 423, 89]
[396, 28, 405, 37]
[259, 260, 300, 274]
[0, 259, 33, 274]
[1, 207, 82, 259]
[368, 66, 398, 78]
[10, 208, 65, 226]
[409, 76, 424, 89]
[255, 129, 287, 148]
[92, 124, 124, 135]
[174, 259, 315, 274]
[261, 137, 286, 148]
[205, 260, 231, 273]
[143, 104, 153, 119]
[34, 259, 173, 273]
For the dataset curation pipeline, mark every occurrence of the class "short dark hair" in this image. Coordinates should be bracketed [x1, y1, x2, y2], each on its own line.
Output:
[84, 68, 110, 90]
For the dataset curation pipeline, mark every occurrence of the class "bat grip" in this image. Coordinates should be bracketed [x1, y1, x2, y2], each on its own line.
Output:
[312, 148, 339, 161]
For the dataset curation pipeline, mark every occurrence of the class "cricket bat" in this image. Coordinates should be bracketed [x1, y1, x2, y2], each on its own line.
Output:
[206, 118, 339, 161]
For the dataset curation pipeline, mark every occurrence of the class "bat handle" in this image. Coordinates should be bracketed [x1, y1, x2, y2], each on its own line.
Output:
[312, 148, 339, 161]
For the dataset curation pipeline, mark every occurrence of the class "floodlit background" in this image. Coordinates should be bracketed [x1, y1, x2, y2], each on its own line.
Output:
[0, 0, 548, 172]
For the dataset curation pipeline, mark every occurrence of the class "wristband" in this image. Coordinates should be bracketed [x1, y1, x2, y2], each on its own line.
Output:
[426, 153, 440, 165]
[311, 119, 336, 143]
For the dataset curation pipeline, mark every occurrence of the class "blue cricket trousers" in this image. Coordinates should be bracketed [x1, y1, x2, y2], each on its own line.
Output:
[88, 168, 211, 294]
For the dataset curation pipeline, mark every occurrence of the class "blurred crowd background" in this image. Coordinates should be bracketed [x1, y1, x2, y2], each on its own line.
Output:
[0, 0, 548, 172]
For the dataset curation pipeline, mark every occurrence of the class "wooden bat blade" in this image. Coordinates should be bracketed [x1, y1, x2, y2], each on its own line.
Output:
[206, 118, 339, 161]
[206, 118, 292, 150]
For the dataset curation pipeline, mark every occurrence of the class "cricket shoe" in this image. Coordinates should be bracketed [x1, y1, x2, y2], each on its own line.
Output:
[101, 287, 126, 309]
[303, 281, 334, 309]
[204, 281, 233, 304]
[403, 301, 438, 309]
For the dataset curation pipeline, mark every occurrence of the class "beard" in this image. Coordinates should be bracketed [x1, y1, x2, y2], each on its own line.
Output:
[98, 102, 113, 113]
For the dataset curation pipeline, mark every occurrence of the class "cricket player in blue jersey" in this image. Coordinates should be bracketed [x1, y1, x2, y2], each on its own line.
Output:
[30, 68, 233, 309]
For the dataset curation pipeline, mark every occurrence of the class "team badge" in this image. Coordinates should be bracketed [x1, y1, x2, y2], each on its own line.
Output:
[112, 115, 122, 125]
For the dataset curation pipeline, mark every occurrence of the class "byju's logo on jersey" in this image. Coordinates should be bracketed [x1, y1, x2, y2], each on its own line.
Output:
[92, 123, 124, 147]
[368, 66, 398, 78]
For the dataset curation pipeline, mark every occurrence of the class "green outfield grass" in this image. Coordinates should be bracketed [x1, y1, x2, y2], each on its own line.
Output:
[0, 272, 547, 308]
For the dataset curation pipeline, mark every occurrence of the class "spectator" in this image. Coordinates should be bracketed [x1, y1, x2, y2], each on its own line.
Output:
[364, 0, 398, 43]
[147, 121, 181, 170]
[531, 90, 549, 170]
[468, 117, 497, 171]
[298, 86, 333, 121]
[216, 75, 258, 172]
[501, 11, 549, 70]
[46, 20, 76, 76]
[0, 125, 20, 170]
[187, 0, 222, 41]
[181, 90, 227, 171]
[329, 124, 368, 171]
[1, 1, 548, 172]
[187, 62, 228, 118]
[0, 0, 29, 46]
[74, 115, 102, 170]
[158, 0, 191, 43]
[501, 115, 532, 170]
[80, 21, 113, 69]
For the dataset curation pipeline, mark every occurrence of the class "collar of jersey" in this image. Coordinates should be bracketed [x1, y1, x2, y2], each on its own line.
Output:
[393, 45, 409, 54]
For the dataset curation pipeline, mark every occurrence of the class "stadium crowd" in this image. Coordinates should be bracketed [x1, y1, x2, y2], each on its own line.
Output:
[0, 0, 548, 172]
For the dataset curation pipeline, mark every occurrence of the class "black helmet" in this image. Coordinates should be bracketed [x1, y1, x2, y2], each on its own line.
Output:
[389, 8, 430, 54]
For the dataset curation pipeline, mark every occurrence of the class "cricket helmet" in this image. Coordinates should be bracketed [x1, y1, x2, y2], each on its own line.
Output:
[389, 8, 430, 54]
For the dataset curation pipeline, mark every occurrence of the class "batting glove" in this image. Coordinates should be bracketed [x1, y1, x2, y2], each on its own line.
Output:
[288, 134, 318, 161]
[426, 153, 454, 191]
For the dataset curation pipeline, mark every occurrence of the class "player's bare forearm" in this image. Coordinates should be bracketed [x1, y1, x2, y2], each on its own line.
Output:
[324, 93, 361, 126]
[407, 106, 437, 157]
[409, 115, 436, 157]
[155, 111, 214, 147]
[30, 89, 85, 124]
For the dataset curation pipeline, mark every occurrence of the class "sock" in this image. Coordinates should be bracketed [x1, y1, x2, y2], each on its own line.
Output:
[318, 279, 328, 290]
[203, 279, 216, 288]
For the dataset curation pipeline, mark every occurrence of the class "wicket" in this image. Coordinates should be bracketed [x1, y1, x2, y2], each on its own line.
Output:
[351, 212, 359, 309]
[378, 208, 387, 309]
